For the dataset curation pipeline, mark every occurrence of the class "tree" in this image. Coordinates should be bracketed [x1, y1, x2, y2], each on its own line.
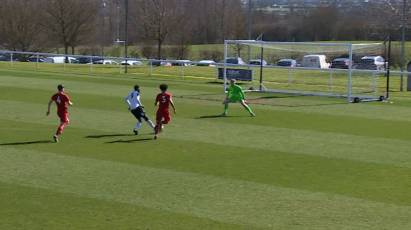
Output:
[0, 0, 45, 51]
[41, 0, 98, 56]
[134, 0, 185, 58]
[297, 6, 339, 41]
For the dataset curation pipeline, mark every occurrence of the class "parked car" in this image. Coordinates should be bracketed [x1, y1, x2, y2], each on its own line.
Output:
[196, 60, 216, 67]
[48, 56, 78, 64]
[356, 56, 385, 71]
[93, 59, 119, 65]
[121, 60, 143, 66]
[225, 57, 246, 65]
[302, 55, 330, 69]
[249, 59, 267, 66]
[77, 57, 103, 64]
[149, 60, 172, 66]
[0, 55, 8, 61]
[331, 58, 351, 69]
[26, 56, 53, 63]
[277, 59, 297, 67]
[171, 60, 192, 66]
[0, 53, 21, 62]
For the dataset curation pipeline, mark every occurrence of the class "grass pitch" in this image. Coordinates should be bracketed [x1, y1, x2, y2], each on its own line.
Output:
[0, 65, 411, 230]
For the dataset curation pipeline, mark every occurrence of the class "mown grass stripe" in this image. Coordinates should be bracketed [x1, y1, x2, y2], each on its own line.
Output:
[0, 182, 251, 230]
[3, 83, 411, 143]
[1, 119, 410, 206]
[2, 66, 411, 229]
[3, 73, 411, 124]
[0, 75, 211, 99]
[1, 100, 411, 169]
[0, 147, 410, 230]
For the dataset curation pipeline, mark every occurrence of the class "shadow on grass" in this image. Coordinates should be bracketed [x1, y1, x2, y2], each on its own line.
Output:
[283, 102, 347, 108]
[0, 140, 53, 146]
[252, 94, 301, 99]
[86, 134, 135, 138]
[207, 81, 223, 85]
[249, 100, 347, 108]
[196, 114, 245, 119]
[105, 138, 153, 144]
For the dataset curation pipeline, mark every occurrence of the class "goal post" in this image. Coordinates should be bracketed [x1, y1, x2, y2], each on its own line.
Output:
[222, 40, 389, 103]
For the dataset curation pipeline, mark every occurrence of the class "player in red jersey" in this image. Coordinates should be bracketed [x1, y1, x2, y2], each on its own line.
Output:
[46, 84, 73, 142]
[154, 84, 176, 139]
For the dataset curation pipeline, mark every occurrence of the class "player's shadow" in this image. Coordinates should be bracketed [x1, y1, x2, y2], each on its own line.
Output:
[105, 138, 153, 144]
[196, 114, 243, 119]
[86, 134, 135, 139]
[0, 140, 53, 146]
[197, 114, 226, 119]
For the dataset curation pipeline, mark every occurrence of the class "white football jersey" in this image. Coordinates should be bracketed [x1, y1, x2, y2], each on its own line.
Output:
[125, 90, 142, 110]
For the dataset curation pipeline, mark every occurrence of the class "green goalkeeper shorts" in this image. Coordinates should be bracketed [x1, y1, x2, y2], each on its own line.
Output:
[228, 96, 244, 103]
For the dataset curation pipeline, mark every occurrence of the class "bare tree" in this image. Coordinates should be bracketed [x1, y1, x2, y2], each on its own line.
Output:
[302, 6, 339, 41]
[0, 0, 45, 51]
[41, 0, 98, 56]
[213, 0, 246, 42]
[135, 0, 186, 58]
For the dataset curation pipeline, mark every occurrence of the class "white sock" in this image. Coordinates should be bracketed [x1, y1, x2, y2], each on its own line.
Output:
[134, 122, 142, 130]
[147, 120, 155, 129]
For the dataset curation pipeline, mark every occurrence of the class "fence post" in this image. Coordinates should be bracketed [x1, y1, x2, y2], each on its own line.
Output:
[329, 70, 333, 92]
[89, 56, 93, 75]
[149, 61, 153, 77]
[63, 55, 66, 72]
[36, 53, 39, 71]
[180, 64, 184, 79]
[407, 61, 411, 91]
[372, 71, 377, 95]
[10, 52, 13, 67]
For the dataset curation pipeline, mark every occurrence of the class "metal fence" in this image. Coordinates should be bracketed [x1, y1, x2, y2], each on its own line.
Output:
[1, 50, 410, 93]
[0, 50, 222, 79]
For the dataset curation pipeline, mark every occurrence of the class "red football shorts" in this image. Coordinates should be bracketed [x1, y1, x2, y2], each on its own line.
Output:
[156, 110, 170, 124]
[58, 112, 69, 123]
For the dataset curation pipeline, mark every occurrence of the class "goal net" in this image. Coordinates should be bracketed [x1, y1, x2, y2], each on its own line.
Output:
[222, 40, 389, 102]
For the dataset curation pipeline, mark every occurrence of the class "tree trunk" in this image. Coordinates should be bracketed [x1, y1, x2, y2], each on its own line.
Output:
[157, 39, 163, 59]
[64, 44, 69, 63]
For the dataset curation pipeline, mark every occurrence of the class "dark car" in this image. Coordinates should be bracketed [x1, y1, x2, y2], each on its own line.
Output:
[148, 60, 171, 66]
[27, 56, 53, 63]
[331, 58, 351, 69]
[76, 57, 103, 64]
[277, 59, 297, 67]
[171, 60, 192, 66]
[0, 55, 9, 61]
[0, 53, 20, 62]
[225, 57, 246, 65]
[249, 59, 267, 66]
[77, 57, 92, 64]
[356, 56, 385, 71]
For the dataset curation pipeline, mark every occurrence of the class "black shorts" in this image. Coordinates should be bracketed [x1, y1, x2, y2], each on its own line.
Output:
[130, 107, 148, 122]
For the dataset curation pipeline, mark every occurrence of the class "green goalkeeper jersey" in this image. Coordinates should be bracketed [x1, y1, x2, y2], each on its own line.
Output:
[227, 84, 245, 101]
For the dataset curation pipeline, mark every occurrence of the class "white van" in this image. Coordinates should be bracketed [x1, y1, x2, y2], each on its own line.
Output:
[302, 55, 330, 69]
[48, 56, 78, 64]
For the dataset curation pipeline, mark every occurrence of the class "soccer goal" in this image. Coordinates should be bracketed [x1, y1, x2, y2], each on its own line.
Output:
[222, 40, 390, 102]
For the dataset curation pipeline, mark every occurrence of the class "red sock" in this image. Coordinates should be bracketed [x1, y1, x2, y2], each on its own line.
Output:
[155, 122, 162, 135]
[56, 121, 68, 136]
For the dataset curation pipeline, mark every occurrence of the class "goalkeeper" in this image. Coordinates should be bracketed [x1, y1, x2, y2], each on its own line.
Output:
[222, 79, 255, 117]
